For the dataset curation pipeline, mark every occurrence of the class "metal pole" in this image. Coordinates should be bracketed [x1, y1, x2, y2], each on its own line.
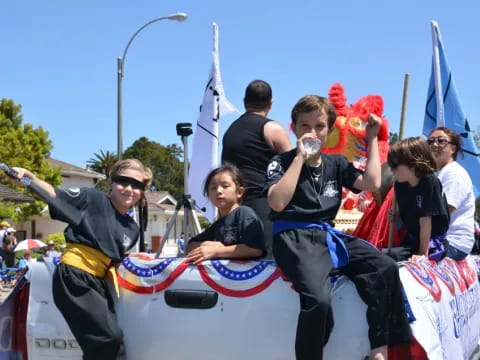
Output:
[388, 73, 410, 249]
[398, 73, 410, 141]
[182, 135, 189, 194]
[182, 135, 189, 242]
[117, 57, 123, 159]
[116, 13, 188, 160]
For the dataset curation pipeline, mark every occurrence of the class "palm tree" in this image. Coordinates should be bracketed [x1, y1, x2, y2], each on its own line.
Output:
[87, 150, 118, 177]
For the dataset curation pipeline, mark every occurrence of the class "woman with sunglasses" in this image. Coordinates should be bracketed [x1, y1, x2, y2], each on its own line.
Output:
[427, 127, 476, 260]
[12, 159, 152, 360]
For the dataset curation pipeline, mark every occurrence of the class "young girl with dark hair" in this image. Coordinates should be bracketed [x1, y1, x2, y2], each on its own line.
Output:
[186, 164, 266, 264]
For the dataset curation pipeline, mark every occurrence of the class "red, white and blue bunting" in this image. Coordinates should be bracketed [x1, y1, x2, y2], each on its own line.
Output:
[117, 256, 281, 297]
[117, 256, 190, 294]
[197, 259, 281, 297]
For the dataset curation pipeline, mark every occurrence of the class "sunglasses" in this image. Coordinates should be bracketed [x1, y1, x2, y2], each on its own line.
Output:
[426, 137, 451, 146]
[111, 175, 146, 191]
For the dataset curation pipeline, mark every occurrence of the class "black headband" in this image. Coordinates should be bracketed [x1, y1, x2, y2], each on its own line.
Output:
[111, 175, 146, 191]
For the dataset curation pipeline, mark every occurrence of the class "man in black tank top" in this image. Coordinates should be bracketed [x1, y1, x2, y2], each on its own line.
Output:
[221, 80, 291, 257]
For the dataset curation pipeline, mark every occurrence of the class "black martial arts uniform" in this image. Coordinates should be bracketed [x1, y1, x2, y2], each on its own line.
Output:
[387, 173, 450, 261]
[265, 150, 412, 360]
[49, 187, 138, 360]
[189, 205, 266, 256]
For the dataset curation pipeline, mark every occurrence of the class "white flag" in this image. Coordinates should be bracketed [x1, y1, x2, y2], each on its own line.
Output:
[188, 23, 239, 221]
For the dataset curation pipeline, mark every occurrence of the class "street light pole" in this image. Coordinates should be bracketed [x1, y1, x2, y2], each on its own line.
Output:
[117, 12, 188, 159]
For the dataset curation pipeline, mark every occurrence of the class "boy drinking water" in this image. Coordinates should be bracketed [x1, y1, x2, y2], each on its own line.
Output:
[265, 95, 411, 360]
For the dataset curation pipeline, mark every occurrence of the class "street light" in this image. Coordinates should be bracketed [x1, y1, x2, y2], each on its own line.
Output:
[117, 12, 188, 159]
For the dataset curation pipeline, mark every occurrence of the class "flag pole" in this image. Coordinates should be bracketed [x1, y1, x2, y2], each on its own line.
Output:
[431, 20, 445, 127]
[388, 73, 410, 249]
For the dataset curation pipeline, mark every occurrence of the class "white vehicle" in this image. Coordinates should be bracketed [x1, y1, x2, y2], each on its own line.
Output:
[1, 255, 480, 360]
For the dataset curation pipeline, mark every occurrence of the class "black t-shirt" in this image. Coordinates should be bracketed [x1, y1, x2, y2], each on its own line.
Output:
[189, 206, 266, 254]
[0, 249, 16, 268]
[264, 150, 363, 222]
[49, 187, 139, 262]
[221, 113, 276, 203]
[394, 173, 450, 241]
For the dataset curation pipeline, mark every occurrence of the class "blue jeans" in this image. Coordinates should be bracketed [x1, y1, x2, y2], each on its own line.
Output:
[445, 245, 468, 261]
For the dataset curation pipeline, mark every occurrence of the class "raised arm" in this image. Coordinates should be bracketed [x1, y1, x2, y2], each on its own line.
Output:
[12, 167, 56, 199]
[352, 114, 382, 192]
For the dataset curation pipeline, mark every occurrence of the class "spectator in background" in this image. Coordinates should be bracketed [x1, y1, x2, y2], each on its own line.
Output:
[6, 227, 17, 246]
[0, 235, 16, 268]
[18, 249, 37, 268]
[45, 240, 61, 262]
[0, 221, 10, 242]
[176, 232, 185, 256]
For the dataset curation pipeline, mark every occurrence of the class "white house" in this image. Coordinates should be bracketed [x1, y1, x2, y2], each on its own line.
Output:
[144, 191, 204, 253]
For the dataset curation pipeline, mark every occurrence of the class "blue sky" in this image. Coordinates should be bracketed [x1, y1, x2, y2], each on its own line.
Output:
[1, 0, 479, 168]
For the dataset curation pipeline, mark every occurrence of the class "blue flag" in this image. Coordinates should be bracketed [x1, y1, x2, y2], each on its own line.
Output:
[424, 21, 480, 196]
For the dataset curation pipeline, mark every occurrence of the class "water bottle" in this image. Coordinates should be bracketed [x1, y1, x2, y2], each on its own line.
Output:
[303, 138, 322, 156]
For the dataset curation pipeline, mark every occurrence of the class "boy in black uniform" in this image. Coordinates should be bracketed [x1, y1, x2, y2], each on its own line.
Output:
[13, 159, 152, 360]
[266, 95, 411, 360]
[387, 137, 450, 262]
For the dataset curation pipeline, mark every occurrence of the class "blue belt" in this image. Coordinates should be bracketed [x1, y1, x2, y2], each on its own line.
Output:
[273, 220, 351, 268]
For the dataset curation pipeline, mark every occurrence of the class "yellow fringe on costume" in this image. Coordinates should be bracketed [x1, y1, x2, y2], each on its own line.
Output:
[61, 243, 119, 297]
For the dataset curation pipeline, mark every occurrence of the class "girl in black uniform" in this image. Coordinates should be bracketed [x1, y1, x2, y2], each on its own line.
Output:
[13, 159, 152, 360]
[186, 164, 266, 263]
[266, 95, 411, 360]
[387, 137, 450, 262]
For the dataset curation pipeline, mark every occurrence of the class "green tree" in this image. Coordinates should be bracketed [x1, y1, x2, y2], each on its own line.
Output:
[87, 149, 118, 191]
[87, 150, 118, 176]
[0, 201, 16, 220]
[0, 99, 62, 221]
[123, 137, 184, 199]
[46, 232, 66, 250]
[389, 132, 399, 145]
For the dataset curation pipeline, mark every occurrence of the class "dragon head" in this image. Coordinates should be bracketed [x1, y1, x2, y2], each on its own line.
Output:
[322, 83, 390, 212]
[322, 82, 389, 163]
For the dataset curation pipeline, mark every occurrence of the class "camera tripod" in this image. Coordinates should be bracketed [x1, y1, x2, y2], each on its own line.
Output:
[155, 123, 202, 258]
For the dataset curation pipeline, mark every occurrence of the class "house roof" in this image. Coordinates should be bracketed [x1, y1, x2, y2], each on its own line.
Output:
[145, 191, 176, 211]
[47, 158, 105, 180]
[145, 191, 204, 218]
[0, 183, 33, 203]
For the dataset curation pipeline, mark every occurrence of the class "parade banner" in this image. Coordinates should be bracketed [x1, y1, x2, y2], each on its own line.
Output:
[401, 257, 480, 360]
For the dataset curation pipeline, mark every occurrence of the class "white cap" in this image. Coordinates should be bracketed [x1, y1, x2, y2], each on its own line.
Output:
[6, 227, 16, 233]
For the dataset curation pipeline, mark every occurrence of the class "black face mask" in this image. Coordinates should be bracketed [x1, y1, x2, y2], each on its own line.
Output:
[111, 175, 146, 191]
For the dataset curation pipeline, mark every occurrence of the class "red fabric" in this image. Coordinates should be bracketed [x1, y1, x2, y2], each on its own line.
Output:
[12, 282, 29, 360]
[389, 338, 428, 360]
[352, 187, 405, 249]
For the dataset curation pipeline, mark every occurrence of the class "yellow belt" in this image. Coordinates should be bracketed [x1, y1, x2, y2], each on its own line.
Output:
[61, 243, 120, 297]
